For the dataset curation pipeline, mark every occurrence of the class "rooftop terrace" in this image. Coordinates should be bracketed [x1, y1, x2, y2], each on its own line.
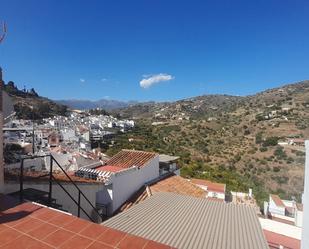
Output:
[0, 194, 173, 249]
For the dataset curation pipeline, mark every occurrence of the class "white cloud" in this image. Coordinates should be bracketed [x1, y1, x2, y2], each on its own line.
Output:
[140, 73, 174, 88]
[80, 78, 85, 83]
[101, 78, 107, 82]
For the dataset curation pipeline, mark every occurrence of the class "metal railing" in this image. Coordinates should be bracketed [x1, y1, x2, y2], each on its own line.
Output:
[19, 154, 104, 223]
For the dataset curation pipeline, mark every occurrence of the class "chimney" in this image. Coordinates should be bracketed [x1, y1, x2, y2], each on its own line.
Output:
[301, 141, 309, 248]
[0, 67, 4, 193]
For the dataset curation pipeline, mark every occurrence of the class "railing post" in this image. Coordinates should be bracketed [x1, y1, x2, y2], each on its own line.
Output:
[48, 156, 53, 206]
[78, 191, 81, 217]
[19, 158, 24, 202]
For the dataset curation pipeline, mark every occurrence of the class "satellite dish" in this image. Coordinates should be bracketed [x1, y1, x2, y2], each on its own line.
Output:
[3, 90, 14, 123]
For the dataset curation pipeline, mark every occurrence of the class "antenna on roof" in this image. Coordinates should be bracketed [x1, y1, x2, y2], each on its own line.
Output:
[0, 21, 7, 44]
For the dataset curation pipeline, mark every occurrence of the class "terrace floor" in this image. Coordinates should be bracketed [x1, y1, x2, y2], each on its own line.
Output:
[0, 194, 172, 249]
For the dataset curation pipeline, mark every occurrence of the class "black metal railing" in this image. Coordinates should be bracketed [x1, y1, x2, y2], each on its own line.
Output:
[19, 154, 104, 223]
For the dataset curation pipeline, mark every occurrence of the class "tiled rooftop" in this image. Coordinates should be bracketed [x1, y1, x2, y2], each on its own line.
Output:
[102, 150, 158, 169]
[95, 165, 125, 173]
[118, 174, 206, 213]
[270, 194, 285, 208]
[150, 175, 206, 198]
[0, 194, 172, 249]
[190, 178, 225, 193]
[263, 230, 300, 249]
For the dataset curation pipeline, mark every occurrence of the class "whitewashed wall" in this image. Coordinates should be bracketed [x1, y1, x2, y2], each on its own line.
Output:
[194, 184, 224, 199]
[4, 180, 107, 223]
[3, 156, 160, 220]
[269, 197, 285, 216]
[301, 141, 309, 249]
[110, 156, 159, 214]
[296, 210, 303, 228]
[208, 191, 225, 200]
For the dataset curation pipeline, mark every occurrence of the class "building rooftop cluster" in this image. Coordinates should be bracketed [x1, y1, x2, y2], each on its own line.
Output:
[0, 89, 307, 248]
[2, 128, 307, 248]
[3, 145, 298, 248]
[3, 112, 134, 171]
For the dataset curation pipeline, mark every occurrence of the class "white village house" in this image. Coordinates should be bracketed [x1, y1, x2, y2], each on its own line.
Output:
[190, 178, 226, 201]
[264, 194, 303, 228]
[3, 149, 161, 221]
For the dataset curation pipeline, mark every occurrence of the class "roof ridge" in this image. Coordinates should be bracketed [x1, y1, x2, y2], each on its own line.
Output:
[122, 149, 158, 155]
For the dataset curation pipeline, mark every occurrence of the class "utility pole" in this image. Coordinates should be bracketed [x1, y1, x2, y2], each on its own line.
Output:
[0, 21, 7, 193]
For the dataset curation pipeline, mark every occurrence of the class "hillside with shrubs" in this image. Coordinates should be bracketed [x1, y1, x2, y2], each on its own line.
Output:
[109, 80, 309, 205]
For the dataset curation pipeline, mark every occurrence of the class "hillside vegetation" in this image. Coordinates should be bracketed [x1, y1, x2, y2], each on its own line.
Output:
[4, 81, 67, 119]
[108, 80, 309, 205]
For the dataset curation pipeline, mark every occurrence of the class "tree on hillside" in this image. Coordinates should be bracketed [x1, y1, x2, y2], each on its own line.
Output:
[29, 88, 39, 97]
[4, 81, 19, 95]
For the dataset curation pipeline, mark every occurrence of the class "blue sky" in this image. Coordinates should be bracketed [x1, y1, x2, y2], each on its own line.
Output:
[0, 0, 309, 101]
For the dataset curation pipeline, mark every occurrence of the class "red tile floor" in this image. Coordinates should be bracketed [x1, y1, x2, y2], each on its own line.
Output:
[0, 194, 173, 249]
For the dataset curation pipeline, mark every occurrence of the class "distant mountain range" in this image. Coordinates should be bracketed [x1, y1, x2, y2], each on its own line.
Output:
[55, 99, 139, 110]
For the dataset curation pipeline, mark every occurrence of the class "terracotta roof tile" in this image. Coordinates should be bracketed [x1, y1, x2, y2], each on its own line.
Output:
[87, 241, 115, 249]
[43, 228, 75, 247]
[270, 194, 285, 208]
[59, 234, 93, 249]
[0, 194, 171, 249]
[62, 217, 92, 233]
[117, 174, 206, 213]
[1, 234, 39, 249]
[151, 175, 206, 198]
[117, 234, 149, 249]
[27, 222, 59, 240]
[190, 178, 226, 193]
[95, 165, 125, 172]
[105, 149, 158, 169]
[263, 230, 300, 249]
[97, 228, 126, 246]
[79, 223, 108, 239]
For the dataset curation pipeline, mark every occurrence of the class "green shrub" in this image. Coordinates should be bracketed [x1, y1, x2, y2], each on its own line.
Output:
[274, 147, 287, 159]
[273, 166, 280, 172]
[255, 132, 263, 144]
[263, 137, 279, 147]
